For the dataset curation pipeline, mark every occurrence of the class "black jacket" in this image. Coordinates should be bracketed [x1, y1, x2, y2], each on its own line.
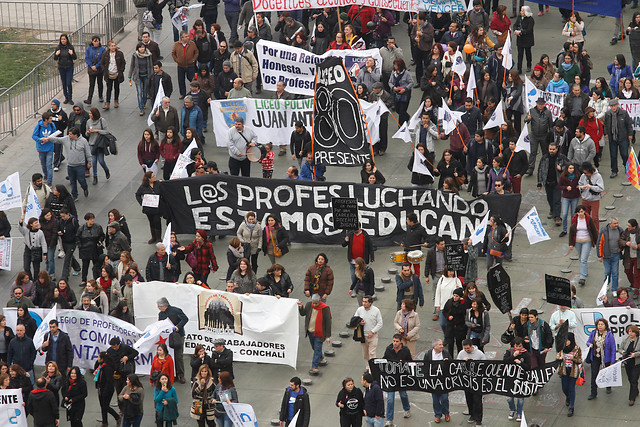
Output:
[43, 330, 74, 373]
[341, 230, 375, 264]
[503, 347, 532, 370]
[363, 382, 384, 418]
[350, 267, 375, 296]
[76, 223, 105, 260]
[148, 71, 174, 101]
[265, 272, 294, 297]
[8, 335, 36, 371]
[403, 223, 429, 251]
[423, 348, 452, 361]
[383, 343, 413, 361]
[106, 343, 139, 376]
[27, 388, 59, 424]
[214, 68, 236, 99]
[146, 252, 178, 282]
[190, 354, 212, 380]
[0, 215, 11, 237]
[58, 214, 79, 244]
[94, 361, 115, 396]
[261, 225, 290, 256]
[62, 378, 88, 421]
[335, 386, 364, 417]
[159, 304, 188, 336]
[514, 16, 534, 47]
[9, 374, 32, 402]
[210, 346, 234, 379]
[279, 386, 311, 426]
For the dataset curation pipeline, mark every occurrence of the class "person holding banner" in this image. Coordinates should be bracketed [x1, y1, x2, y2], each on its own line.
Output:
[423, 339, 451, 423]
[619, 324, 640, 405]
[556, 332, 581, 417]
[524, 309, 553, 369]
[503, 337, 530, 422]
[586, 318, 617, 399]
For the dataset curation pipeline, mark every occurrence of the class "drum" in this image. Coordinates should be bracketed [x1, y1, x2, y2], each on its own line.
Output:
[390, 251, 407, 265]
[407, 250, 424, 264]
[247, 146, 263, 162]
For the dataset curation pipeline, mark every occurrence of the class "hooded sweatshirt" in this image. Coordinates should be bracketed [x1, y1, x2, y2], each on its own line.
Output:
[32, 119, 56, 152]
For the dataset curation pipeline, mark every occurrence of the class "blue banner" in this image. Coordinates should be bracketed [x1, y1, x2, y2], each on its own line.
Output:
[418, 0, 466, 13]
[526, 0, 621, 18]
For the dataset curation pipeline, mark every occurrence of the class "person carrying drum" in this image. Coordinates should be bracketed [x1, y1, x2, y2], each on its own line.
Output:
[227, 116, 257, 177]
[401, 213, 429, 276]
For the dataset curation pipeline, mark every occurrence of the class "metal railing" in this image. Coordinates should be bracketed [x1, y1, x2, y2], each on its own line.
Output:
[0, 0, 136, 142]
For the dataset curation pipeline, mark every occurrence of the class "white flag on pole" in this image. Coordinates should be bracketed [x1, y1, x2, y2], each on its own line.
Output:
[412, 147, 433, 177]
[466, 65, 477, 100]
[502, 32, 513, 70]
[515, 125, 530, 153]
[24, 183, 42, 221]
[170, 139, 198, 179]
[470, 211, 490, 246]
[518, 206, 550, 244]
[438, 98, 462, 135]
[0, 172, 22, 211]
[222, 402, 259, 426]
[392, 122, 413, 143]
[483, 100, 506, 130]
[596, 360, 624, 388]
[520, 410, 527, 427]
[33, 304, 57, 350]
[162, 222, 172, 253]
[467, 0, 474, 12]
[408, 104, 423, 131]
[525, 76, 542, 110]
[452, 49, 467, 77]
[596, 277, 609, 306]
[147, 79, 166, 127]
[133, 318, 175, 352]
[289, 410, 300, 427]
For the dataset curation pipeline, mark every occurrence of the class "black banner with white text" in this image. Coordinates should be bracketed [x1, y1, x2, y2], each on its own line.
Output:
[159, 175, 521, 247]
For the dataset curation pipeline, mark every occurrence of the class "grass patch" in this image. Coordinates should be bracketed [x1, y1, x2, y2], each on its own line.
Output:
[0, 28, 54, 90]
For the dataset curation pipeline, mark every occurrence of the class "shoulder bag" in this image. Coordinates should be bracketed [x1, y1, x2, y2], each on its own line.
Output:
[270, 230, 282, 257]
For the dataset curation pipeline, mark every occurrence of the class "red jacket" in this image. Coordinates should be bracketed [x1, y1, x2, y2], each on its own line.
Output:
[348, 6, 375, 34]
[160, 140, 181, 162]
[579, 117, 603, 152]
[444, 122, 470, 153]
[184, 240, 218, 275]
[568, 212, 598, 247]
[327, 41, 351, 51]
[150, 355, 174, 384]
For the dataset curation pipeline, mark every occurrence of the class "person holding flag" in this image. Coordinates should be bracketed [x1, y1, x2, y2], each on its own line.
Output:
[618, 324, 640, 406]
[439, 99, 469, 170]
[502, 138, 528, 193]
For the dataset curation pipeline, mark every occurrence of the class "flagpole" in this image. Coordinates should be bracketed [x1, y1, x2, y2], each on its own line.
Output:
[505, 150, 515, 169]
[449, 72, 455, 102]
[311, 73, 318, 181]
[454, 121, 467, 149]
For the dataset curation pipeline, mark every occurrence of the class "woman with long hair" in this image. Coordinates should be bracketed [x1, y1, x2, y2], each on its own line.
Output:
[95, 352, 120, 425]
[160, 127, 182, 181]
[389, 59, 413, 124]
[558, 164, 581, 237]
[110, 300, 134, 324]
[19, 215, 47, 280]
[178, 229, 219, 283]
[33, 271, 55, 308]
[135, 171, 162, 244]
[107, 208, 131, 244]
[0, 315, 14, 362]
[150, 343, 174, 385]
[350, 257, 374, 306]
[136, 129, 160, 170]
[585, 318, 616, 399]
[190, 364, 216, 427]
[485, 156, 511, 194]
[9, 364, 32, 404]
[619, 324, 640, 406]
[190, 344, 212, 382]
[620, 78, 640, 99]
[429, 43, 445, 78]
[467, 25, 494, 59]
[393, 299, 420, 358]
[11, 271, 35, 300]
[261, 215, 289, 266]
[41, 361, 63, 405]
[327, 31, 351, 50]
[128, 42, 153, 115]
[100, 40, 126, 110]
[568, 205, 598, 286]
[538, 54, 555, 82]
[84, 35, 106, 104]
[115, 250, 134, 281]
[45, 184, 76, 219]
[154, 373, 178, 427]
[607, 54, 633, 97]
[82, 278, 109, 313]
[99, 264, 121, 311]
[86, 107, 110, 184]
[466, 299, 490, 351]
[39, 208, 58, 279]
[490, 5, 511, 45]
[236, 211, 263, 274]
[54, 34, 77, 104]
[230, 258, 256, 294]
[56, 279, 77, 308]
[212, 371, 238, 427]
[434, 149, 464, 190]
[118, 373, 145, 427]
[503, 70, 524, 133]
[62, 366, 87, 427]
[478, 71, 499, 111]
[264, 264, 294, 297]
[16, 306, 37, 338]
[226, 237, 245, 281]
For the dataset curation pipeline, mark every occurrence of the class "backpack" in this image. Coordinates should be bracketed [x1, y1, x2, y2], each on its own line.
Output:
[142, 10, 156, 28]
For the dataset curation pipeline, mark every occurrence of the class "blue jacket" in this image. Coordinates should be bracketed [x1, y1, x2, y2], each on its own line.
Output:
[607, 62, 633, 96]
[363, 381, 384, 418]
[586, 330, 616, 365]
[546, 79, 569, 94]
[300, 160, 324, 181]
[85, 44, 106, 70]
[154, 387, 178, 413]
[32, 119, 56, 152]
[223, 0, 241, 12]
[181, 105, 203, 137]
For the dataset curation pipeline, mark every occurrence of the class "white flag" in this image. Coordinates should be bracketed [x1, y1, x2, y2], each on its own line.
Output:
[467, 0, 474, 12]
[502, 32, 513, 70]
[452, 49, 467, 77]
[170, 139, 198, 179]
[466, 65, 477, 100]
[0, 389, 27, 426]
[222, 402, 259, 426]
[162, 222, 172, 254]
[0, 172, 22, 211]
[518, 206, 550, 245]
[596, 277, 609, 306]
[144, 162, 158, 176]
[171, 5, 202, 30]
[392, 122, 413, 143]
[289, 410, 300, 427]
[412, 147, 433, 177]
[133, 318, 175, 352]
[525, 76, 542, 111]
[408, 104, 423, 131]
[24, 183, 42, 221]
[438, 98, 462, 135]
[33, 304, 57, 350]
[515, 125, 530, 153]
[147, 79, 166, 127]
[470, 211, 490, 246]
[596, 361, 624, 388]
[520, 410, 527, 427]
[483, 100, 505, 130]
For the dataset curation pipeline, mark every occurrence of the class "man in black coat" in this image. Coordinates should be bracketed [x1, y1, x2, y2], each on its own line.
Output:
[27, 377, 59, 427]
[40, 319, 74, 374]
[157, 297, 189, 383]
[7, 324, 36, 380]
[146, 242, 178, 282]
[361, 372, 384, 423]
[148, 61, 174, 102]
[211, 338, 234, 379]
[382, 335, 413, 423]
[279, 376, 310, 427]
[424, 338, 452, 422]
[106, 337, 138, 398]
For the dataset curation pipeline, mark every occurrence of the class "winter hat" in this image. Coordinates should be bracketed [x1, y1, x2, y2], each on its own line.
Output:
[453, 288, 464, 297]
[51, 99, 60, 107]
[222, 60, 231, 68]
[372, 82, 384, 90]
[533, 64, 544, 72]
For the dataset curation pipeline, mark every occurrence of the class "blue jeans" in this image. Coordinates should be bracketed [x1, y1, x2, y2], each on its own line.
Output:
[92, 151, 109, 177]
[603, 252, 621, 291]
[122, 413, 143, 427]
[386, 390, 410, 421]
[39, 151, 54, 184]
[507, 397, 524, 416]
[364, 416, 384, 427]
[59, 66, 73, 101]
[68, 165, 88, 198]
[574, 241, 592, 280]
[439, 310, 447, 339]
[169, 10, 188, 42]
[308, 335, 323, 369]
[610, 138, 630, 174]
[561, 375, 576, 407]
[218, 414, 232, 427]
[225, 11, 239, 43]
[135, 76, 148, 111]
[561, 197, 579, 232]
[432, 393, 449, 418]
[177, 66, 196, 96]
[46, 246, 56, 276]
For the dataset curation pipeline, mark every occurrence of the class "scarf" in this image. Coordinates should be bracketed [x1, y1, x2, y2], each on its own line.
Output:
[313, 301, 328, 337]
[67, 378, 76, 393]
[245, 218, 256, 231]
[401, 311, 411, 336]
[561, 62, 573, 71]
[568, 173, 575, 180]
[94, 363, 105, 382]
[550, 79, 564, 87]
[266, 225, 276, 243]
[229, 245, 244, 258]
[312, 264, 325, 291]
[99, 277, 112, 293]
[611, 109, 619, 140]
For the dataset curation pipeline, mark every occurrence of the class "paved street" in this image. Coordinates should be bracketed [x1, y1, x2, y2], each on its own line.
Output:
[2, 3, 640, 426]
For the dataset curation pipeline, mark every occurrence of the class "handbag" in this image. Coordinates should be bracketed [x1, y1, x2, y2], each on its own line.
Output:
[186, 251, 197, 269]
[192, 400, 203, 416]
[168, 331, 182, 348]
[576, 365, 586, 386]
[150, 370, 161, 383]
[270, 230, 282, 258]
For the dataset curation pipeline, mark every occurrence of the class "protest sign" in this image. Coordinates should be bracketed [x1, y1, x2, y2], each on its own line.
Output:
[573, 308, 640, 357]
[158, 174, 522, 247]
[171, 4, 203, 30]
[369, 359, 557, 397]
[0, 237, 11, 270]
[4, 308, 170, 374]
[133, 281, 300, 368]
[210, 97, 386, 147]
[444, 243, 465, 274]
[332, 197, 359, 230]
[0, 389, 27, 426]
[0, 172, 21, 210]
[257, 40, 382, 96]
[418, 0, 465, 11]
[524, 77, 566, 120]
[545, 274, 571, 306]
[596, 361, 624, 388]
[555, 320, 569, 353]
[313, 56, 372, 166]
[487, 264, 512, 314]
[252, 0, 419, 13]
[142, 194, 160, 208]
[619, 100, 640, 131]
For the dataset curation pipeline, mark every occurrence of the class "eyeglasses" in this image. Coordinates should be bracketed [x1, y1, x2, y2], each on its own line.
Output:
[495, 184, 503, 187]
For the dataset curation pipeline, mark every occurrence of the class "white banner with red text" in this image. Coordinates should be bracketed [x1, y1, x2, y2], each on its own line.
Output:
[252, 0, 418, 12]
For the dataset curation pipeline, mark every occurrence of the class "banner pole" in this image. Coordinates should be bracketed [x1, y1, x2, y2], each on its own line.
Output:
[453, 121, 467, 149]
[311, 73, 318, 181]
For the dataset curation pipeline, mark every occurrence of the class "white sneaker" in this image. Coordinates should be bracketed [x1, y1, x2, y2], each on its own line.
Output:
[54, 167, 59, 172]
[508, 411, 515, 420]
[403, 410, 411, 418]
[516, 415, 522, 422]
[384, 422, 393, 427]
[613, 290, 618, 297]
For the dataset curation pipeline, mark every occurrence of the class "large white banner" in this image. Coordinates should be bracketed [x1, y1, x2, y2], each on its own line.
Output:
[252, 0, 418, 12]
[3, 308, 171, 374]
[257, 40, 382, 96]
[524, 77, 566, 120]
[618, 100, 640, 131]
[0, 389, 27, 426]
[0, 172, 21, 211]
[0, 238, 11, 270]
[211, 97, 387, 147]
[133, 281, 300, 368]
[574, 307, 640, 359]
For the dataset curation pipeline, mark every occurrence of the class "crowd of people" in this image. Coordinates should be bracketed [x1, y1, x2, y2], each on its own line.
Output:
[6, 0, 640, 425]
